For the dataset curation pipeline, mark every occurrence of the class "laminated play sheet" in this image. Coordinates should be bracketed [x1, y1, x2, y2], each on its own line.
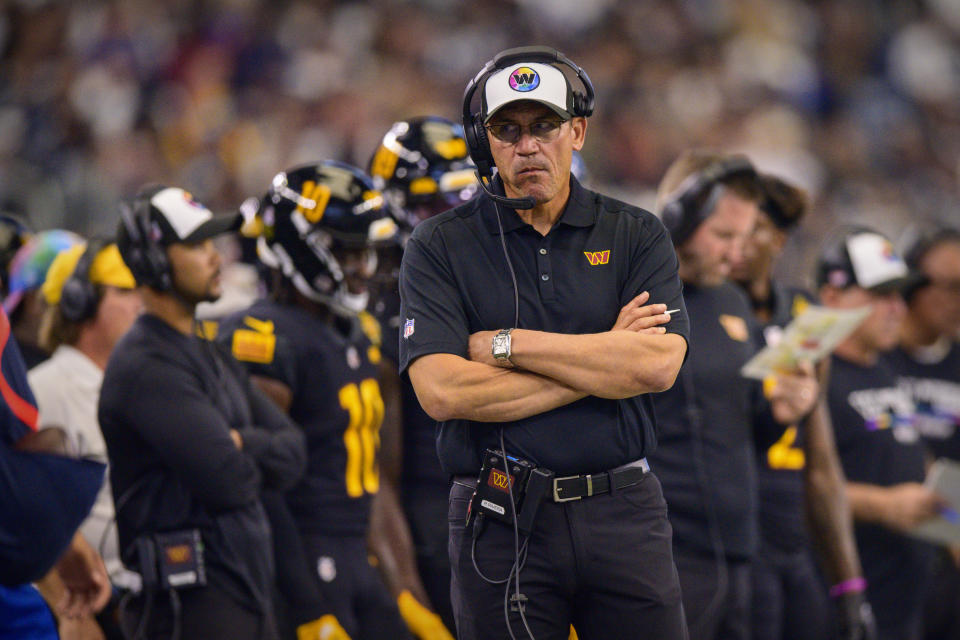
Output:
[740, 305, 870, 379]
[911, 459, 960, 546]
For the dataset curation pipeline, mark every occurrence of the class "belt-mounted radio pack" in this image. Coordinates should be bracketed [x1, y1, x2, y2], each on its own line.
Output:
[135, 529, 207, 592]
[467, 449, 554, 535]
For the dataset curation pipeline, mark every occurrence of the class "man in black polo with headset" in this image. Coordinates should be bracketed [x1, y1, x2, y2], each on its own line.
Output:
[399, 46, 690, 640]
[649, 151, 821, 640]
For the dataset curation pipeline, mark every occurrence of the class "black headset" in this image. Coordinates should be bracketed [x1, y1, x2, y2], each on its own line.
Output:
[59, 237, 110, 322]
[461, 46, 595, 181]
[118, 186, 172, 292]
[660, 155, 757, 246]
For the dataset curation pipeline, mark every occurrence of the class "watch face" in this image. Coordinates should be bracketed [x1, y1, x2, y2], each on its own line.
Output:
[493, 334, 509, 357]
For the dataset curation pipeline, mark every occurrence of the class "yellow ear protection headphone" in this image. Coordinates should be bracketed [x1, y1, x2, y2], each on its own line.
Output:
[660, 155, 757, 246]
[461, 46, 595, 182]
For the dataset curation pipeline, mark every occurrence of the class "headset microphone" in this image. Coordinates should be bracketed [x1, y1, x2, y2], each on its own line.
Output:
[476, 172, 536, 210]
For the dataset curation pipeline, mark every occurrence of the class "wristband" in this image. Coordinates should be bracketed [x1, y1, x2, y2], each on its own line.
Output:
[829, 577, 867, 598]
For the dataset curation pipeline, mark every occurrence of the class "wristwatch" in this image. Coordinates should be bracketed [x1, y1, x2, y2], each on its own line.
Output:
[491, 328, 514, 367]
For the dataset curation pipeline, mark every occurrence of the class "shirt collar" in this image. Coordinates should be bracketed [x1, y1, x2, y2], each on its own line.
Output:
[481, 174, 596, 235]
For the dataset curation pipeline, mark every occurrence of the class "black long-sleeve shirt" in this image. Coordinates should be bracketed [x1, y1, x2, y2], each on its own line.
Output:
[98, 313, 306, 614]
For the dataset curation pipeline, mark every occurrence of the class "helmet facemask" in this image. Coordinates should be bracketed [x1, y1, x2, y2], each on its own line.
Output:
[370, 116, 479, 230]
[256, 161, 397, 316]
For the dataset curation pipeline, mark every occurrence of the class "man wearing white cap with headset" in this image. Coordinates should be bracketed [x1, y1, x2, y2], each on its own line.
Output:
[99, 185, 307, 639]
[399, 47, 689, 639]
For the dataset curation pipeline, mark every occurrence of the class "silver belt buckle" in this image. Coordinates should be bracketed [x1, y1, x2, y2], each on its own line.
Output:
[553, 474, 592, 502]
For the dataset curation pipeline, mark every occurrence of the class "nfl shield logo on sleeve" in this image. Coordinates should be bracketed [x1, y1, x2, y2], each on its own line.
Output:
[403, 318, 415, 339]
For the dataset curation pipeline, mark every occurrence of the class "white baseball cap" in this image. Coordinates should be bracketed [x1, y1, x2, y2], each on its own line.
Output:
[482, 62, 571, 123]
[816, 229, 923, 294]
[148, 187, 241, 244]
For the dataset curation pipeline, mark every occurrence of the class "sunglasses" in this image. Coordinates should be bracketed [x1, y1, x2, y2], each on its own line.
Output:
[485, 120, 566, 144]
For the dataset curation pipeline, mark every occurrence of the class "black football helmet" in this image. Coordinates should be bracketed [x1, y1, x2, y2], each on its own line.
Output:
[368, 116, 478, 228]
[256, 160, 398, 315]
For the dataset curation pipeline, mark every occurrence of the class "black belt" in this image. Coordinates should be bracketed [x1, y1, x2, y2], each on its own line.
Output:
[452, 458, 650, 503]
[552, 458, 649, 502]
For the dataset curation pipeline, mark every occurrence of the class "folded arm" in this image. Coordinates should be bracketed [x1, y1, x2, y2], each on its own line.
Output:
[241, 380, 308, 492]
[408, 353, 586, 423]
[469, 294, 685, 399]
[114, 361, 262, 512]
[476, 329, 687, 399]
[409, 295, 676, 421]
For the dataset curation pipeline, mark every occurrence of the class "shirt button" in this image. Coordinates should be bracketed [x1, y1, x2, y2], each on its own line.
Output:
[539, 248, 547, 255]
[541, 274, 550, 281]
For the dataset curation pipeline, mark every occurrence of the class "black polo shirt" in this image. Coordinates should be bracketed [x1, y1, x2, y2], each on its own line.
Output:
[398, 176, 689, 476]
[648, 282, 767, 560]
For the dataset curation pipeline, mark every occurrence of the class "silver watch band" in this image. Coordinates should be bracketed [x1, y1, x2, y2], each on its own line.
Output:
[492, 328, 514, 366]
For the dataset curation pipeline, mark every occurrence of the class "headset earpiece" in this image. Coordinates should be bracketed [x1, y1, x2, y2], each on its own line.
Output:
[661, 156, 757, 246]
[659, 199, 688, 244]
[119, 191, 172, 291]
[570, 63, 595, 117]
[59, 238, 109, 323]
[469, 114, 495, 181]
[571, 92, 586, 118]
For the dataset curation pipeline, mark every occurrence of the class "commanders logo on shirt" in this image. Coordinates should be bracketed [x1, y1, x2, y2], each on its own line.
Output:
[719, 314, 749, 342]
[584, 250, 610, 266]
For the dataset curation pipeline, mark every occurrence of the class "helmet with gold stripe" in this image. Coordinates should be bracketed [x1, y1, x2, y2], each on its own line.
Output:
[255, 160, 398, 315]
[368, 116, 478, 228]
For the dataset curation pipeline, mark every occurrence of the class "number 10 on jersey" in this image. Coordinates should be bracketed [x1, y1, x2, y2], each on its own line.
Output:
[339, 379, 384, 497]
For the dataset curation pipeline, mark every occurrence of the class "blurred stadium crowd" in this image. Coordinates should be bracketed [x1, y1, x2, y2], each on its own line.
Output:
[2, 0, 959, 280]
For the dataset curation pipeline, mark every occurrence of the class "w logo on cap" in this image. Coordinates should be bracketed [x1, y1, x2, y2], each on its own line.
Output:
[509, 67, 539, 92]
